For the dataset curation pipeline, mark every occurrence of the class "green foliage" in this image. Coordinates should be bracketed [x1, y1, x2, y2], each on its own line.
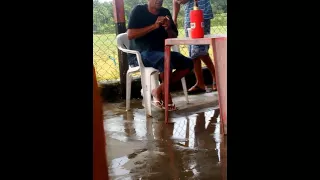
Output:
[210, 0, 227, 12]
[211, 13, 227, 26]
[93, 0, 115, 34]
[93, 0, 227, 34]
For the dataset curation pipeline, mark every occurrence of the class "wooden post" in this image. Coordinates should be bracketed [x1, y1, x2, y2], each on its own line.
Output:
[113, 0, 128, 99]
[93, 66, 109, 180]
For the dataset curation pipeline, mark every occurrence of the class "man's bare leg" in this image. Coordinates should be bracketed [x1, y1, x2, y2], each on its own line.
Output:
[200, 54, 217, 91]
[151, 68, 190, 110]
[188, 57, 206, 91]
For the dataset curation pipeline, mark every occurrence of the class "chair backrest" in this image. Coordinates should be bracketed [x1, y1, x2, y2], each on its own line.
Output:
[117, 32, 180, 52]
[116, 32, 144, 69]
[116, 32, 181, 69]
[116, 33, 129, 50]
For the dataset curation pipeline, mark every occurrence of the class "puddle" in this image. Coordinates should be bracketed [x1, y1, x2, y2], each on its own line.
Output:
[104, 98, 226, 180]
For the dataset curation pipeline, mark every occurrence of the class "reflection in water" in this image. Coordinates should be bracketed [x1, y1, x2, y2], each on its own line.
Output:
[172, 109, 221, 150]
[109, 156, 130, 176]
[104, 108, 226, 179]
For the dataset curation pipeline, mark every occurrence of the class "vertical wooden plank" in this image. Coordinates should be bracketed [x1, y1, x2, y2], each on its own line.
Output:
[113, 0, 127, 99]
[93, 67, 109, 180]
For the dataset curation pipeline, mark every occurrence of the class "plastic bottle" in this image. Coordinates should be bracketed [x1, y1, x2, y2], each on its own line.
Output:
[190, 0, 204, 38]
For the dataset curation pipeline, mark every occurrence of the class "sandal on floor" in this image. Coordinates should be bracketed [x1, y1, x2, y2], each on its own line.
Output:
[152, 100, 163, 110]
[162, 103, 178, 111]
[187, 86, 206, 95]
[212, 87, 217, 92]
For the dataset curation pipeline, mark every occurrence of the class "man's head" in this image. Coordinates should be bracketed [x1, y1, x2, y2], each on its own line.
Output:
[148, 0, 163, 10]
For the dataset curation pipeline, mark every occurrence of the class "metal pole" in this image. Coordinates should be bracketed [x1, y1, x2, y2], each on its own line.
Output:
[113, 0, 128, 99]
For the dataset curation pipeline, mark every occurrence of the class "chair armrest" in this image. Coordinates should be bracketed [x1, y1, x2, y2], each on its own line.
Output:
[117, 46, 138, 55]
[117, 47, 144, 68]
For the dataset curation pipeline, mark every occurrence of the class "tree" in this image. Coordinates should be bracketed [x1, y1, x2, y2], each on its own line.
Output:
[93, 0, 226, 34]
[93, 1, 114, 33]
[211, 0, 227, 13]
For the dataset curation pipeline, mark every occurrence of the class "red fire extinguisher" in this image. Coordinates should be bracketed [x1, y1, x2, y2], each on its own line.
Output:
[190, 0, 204, 38]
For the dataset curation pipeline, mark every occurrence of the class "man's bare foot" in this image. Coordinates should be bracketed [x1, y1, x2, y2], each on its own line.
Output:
[162, 92, 173, 104]
[162, 92, 177, 111]
[212, 84, 217, 91]
[151, 88, 163, 108]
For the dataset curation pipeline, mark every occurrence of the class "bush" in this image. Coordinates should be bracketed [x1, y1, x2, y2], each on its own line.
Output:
[211, 13, 227, 26]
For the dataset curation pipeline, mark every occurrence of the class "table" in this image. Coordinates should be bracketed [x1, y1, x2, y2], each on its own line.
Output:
[164, 35, 227, 134]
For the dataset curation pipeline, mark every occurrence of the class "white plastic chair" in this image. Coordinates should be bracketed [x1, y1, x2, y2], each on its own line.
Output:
[116, 32, 189, 117]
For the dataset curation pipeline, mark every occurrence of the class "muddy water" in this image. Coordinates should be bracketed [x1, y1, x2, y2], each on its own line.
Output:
[104, 100, 226, 180]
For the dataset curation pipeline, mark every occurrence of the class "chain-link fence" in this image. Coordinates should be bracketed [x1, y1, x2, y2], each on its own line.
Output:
[93, 0, 227, 82]
[93, 0, 119, 82]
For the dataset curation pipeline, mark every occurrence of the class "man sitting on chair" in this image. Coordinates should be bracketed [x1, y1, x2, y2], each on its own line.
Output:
[127, 0, 193, 111]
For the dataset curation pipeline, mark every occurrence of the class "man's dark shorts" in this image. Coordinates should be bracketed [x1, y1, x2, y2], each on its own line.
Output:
[131, 51, 194, 73]
[185, 19, 211, 59]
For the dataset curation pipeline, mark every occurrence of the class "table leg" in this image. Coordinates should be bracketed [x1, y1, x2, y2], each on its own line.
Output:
[211, 38, 227, 134]
[164, 45, 171, 124]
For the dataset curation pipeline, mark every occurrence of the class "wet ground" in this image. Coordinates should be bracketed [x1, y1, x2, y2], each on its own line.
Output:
[103, 91, 227, 180]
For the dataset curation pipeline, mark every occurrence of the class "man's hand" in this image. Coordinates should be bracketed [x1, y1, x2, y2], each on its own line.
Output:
[128, 16, 165, 40]
[162, 16, 171, 31]
[154, 16, 167, 28]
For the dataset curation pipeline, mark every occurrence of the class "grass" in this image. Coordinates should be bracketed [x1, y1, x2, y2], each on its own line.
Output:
[93, 26, 227, 81]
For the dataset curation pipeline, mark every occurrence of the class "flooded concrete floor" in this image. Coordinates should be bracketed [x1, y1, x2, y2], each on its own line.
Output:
[103, 92, 226, 180]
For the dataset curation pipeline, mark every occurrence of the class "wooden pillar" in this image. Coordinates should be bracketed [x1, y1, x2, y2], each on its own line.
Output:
[93, 66, 109, 180]
[113, 0, 128, 99]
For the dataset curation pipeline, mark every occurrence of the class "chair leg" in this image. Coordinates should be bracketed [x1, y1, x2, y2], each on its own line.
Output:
[145, 74, 152, 117]
[126, 72, 132, 111]
[181, 77, 189, 103]
[151, 73, 160, 91]
[141, 73, 159, 108]
[141, 73, 152, 117]
[140, 88, 145, 107]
